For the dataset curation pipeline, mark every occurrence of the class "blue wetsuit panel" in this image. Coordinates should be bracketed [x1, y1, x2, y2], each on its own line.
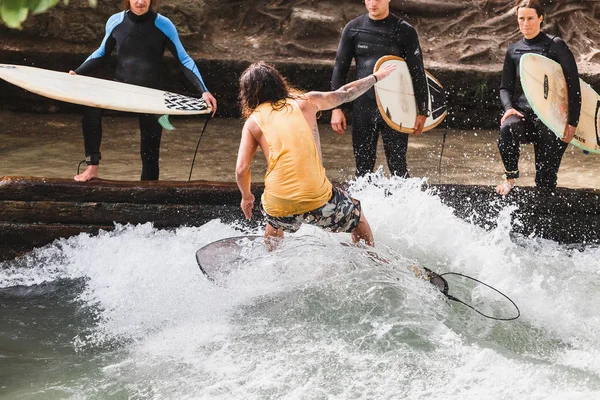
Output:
[75, 10, 207, 93]
[155, 15, 207, 93]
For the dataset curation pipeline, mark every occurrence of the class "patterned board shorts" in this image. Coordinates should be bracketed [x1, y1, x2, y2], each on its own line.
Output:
[263, 186, 362, 233]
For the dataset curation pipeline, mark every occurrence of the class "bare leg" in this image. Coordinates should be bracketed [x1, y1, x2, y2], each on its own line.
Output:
[351, 212, 374, 246]
[495, 178, 515, 196]
[74, 165, 99, 182]
[264, 222, 284, 250]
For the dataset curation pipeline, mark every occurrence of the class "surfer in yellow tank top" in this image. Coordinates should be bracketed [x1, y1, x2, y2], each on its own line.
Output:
[236, 61, 396, 246]
[251, 100, 331, 216]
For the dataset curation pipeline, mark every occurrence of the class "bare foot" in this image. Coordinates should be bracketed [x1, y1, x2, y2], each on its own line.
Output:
[74, 165, 99, 182]
[495, 179, 515, 196]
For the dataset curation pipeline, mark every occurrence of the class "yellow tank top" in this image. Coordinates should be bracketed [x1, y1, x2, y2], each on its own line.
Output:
[250, 99, 332, 217]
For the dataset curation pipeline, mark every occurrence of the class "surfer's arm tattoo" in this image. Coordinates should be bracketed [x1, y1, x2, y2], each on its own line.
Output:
[306, 75, 377, 111]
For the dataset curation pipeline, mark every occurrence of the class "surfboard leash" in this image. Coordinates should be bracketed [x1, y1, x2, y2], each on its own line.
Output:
[188, 114, 213, 181]
[384, 244, 518, 321]
[439, 272, 521, 321]
[437, 117, 448, 180]
[76, 160, 86, 175]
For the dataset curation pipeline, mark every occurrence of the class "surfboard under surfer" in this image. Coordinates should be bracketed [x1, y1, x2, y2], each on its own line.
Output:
[235, 61, 396, 247]
[495, 0, 581, 195]
[69, 0, 217, 182]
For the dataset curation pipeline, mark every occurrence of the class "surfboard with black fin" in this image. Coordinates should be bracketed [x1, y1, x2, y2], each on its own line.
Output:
[195, 236, 519, 321]
[195, 235, 448, 295]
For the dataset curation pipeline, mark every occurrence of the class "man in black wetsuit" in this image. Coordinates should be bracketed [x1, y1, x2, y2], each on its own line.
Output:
[70, 0, 217, 182]
[330, 0, 429, 177]
[496, 0, 580, 195]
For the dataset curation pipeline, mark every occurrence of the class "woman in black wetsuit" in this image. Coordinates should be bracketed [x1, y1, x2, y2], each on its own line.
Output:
[496, 0, 580, 195]
[70, 0, 217, 182]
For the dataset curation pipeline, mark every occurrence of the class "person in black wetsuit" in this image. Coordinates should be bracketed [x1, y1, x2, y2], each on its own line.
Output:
[330, 0, 429, 177]
[70, 0, 217, 182]
[496, 0, 580, 195]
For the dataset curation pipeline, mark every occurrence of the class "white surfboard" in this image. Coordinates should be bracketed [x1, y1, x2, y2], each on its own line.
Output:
[519, 53, 600, 154]
[373, 55, 447, 134]
[0, 64, 211, 115]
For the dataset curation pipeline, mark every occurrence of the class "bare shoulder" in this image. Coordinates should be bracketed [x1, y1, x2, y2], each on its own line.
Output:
[243, 116, 262, 138]
[243, 116, 259, 130]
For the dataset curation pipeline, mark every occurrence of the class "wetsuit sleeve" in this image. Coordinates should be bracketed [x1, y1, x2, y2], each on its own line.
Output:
[156, 15, 208, 94]
[399, 23, 429, 115]
[74, 13, 122, 75]
[550, 37, 581, 127]
[331, 23, 355, 92]
[499, 50, 516, 112]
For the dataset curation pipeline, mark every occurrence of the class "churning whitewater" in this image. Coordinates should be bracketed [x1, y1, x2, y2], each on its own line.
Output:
[2, 175, 600, 399]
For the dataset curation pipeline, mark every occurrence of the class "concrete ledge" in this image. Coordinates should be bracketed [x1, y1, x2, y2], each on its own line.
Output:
[1, 176, 599, 263]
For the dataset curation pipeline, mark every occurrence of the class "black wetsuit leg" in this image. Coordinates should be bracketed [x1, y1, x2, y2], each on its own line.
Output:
[498, 113, 568, 188]
[352, 97, 380, 176]
[498, 114, 527, 178]
[352, 96, 409, 177]
[139, 114, 163, 181]
[380, 121, 409, 178]
[82, 107, 103, 165]
[531, 117, 568, 188]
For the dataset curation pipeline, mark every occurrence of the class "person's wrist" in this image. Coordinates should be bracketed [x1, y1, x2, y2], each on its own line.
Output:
[415, 101, 430, 117]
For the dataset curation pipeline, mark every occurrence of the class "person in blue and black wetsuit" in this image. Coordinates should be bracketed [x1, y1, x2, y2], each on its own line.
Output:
[496, 0, 580, 195]
[330, 0, 429, 178]
[70, 0, 217, 182]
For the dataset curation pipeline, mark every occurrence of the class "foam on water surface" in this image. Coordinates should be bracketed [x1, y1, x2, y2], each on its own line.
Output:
[1, 175, 600, 399]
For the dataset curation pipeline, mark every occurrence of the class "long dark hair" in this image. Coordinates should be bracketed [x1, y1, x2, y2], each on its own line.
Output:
[122, 0, 158, 11]
[239, 62, 299, 118]
[515, 0, 544, 19]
